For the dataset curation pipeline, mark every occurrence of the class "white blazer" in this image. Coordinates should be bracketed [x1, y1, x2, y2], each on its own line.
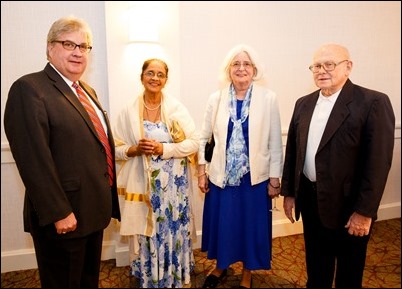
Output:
[198, 84, 283, 187]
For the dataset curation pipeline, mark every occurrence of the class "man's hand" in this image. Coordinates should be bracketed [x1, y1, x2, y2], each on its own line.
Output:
[54, 212, 77, 234]
[283, 196, 295, 223]
[345, 212, 372, 236]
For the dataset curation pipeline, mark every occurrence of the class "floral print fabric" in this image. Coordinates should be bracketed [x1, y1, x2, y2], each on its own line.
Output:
[131, 121, 194, 288]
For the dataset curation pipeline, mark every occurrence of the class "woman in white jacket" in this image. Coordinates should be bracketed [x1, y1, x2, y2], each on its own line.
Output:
[113, 59, 199, 288]
[198, 45, 283, 288]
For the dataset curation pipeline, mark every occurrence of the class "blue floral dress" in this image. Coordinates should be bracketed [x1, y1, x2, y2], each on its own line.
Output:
[131, 120, 194, 288]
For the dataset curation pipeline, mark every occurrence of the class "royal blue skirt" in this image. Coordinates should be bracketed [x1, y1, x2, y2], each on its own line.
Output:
[201, 172, 272, 270]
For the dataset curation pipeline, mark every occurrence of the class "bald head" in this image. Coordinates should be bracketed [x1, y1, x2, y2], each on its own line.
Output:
[313, 44, 350, 63]
[311, 43, 353, 96]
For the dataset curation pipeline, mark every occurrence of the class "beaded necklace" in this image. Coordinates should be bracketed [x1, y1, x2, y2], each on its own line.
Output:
[143, 101, 161, 111]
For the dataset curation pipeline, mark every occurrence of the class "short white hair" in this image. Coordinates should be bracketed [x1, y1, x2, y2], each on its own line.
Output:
[219, 44, 265, 84]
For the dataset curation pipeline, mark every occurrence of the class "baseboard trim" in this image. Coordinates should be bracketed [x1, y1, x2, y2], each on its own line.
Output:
[377, 202, 401, 220]
[1, 249, 37, 273]
[2, 203, 400, 273]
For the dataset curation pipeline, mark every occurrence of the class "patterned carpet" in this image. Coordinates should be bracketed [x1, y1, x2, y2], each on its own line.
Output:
[1, 218, 400, 288]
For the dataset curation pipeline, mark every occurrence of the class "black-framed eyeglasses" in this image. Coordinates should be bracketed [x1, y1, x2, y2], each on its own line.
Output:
[143, 71, 167, 79]
[52, 40, 92, 53]
[231, 61, 254, 70]
[309, 60, 348, 73]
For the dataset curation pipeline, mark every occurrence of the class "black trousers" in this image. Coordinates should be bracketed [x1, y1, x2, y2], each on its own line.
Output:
[31, 228, 103, 288]
[299, 174, 371, 288]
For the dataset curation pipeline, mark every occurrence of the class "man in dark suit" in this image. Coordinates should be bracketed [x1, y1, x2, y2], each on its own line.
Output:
[280, 43, 395, 288]
[4, 16, 120, 288]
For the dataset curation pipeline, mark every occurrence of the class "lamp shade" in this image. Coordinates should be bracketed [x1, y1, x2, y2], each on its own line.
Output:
[128, 6, 159, 43]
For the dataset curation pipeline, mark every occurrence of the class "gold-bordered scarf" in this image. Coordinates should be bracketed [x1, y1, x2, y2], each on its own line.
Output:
[170, 119, 198, 165]
[117, 96, 155, 237]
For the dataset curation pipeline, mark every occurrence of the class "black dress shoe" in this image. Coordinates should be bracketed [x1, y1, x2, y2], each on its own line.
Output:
[202, 269, 228, 288]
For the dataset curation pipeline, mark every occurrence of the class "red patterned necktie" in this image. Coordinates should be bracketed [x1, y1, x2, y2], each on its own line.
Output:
[73, 82, 114, 186]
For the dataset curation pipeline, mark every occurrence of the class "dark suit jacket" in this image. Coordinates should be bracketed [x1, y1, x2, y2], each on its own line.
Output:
[4, 63, 120, 238]
[281, 79, 395, 229]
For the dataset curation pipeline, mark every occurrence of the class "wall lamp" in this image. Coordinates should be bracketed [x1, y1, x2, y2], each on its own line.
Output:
[128, 4, 160, 43]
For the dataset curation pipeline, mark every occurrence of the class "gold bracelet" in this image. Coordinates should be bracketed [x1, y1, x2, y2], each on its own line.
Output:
[198, 172, 207, 177]
[269, 182, 280, 189]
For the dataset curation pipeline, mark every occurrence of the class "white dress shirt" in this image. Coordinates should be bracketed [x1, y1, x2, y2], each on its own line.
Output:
[303, 90, 340, 181]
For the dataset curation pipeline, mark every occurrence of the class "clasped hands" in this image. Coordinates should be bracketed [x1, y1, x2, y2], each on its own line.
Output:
[138, 138, 160, 156]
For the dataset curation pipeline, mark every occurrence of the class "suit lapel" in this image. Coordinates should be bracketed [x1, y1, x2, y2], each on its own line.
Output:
[79, 82, 103, 111]
[44, 64, 100, 139]
[78, 81, 114, 150]
[78, 82, 115, 155]
[317, 81, 353, 153]
[299, 94, 318, 157]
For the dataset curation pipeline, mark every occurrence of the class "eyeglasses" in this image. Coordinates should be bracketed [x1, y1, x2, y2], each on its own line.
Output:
[144, 71, 167, 79]
[231, 61, 254, 70]
[52, 40, 92, 53]
[309, 60, 348, 73]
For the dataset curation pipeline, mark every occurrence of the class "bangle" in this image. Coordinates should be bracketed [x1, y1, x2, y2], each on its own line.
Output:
[198, 172, 207, 177]
[269, 182, 280, 189]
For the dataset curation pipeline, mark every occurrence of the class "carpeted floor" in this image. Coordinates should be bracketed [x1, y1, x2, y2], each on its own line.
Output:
[1, 218, 400, 288]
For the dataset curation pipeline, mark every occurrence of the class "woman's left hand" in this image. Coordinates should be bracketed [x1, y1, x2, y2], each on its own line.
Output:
[268, 179, 281, 198]
[198, 174, 210, 193]
[152, 141, 162, 156]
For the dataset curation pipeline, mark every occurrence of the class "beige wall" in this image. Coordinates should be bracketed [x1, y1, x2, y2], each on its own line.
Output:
[1, 1, 401, 272]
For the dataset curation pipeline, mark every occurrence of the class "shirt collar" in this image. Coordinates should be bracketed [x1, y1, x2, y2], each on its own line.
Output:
[49, 63, 76, 88]
[317, 88, 341, 104]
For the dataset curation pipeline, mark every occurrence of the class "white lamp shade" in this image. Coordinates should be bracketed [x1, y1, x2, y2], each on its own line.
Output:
[128, 6, 159, 43]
